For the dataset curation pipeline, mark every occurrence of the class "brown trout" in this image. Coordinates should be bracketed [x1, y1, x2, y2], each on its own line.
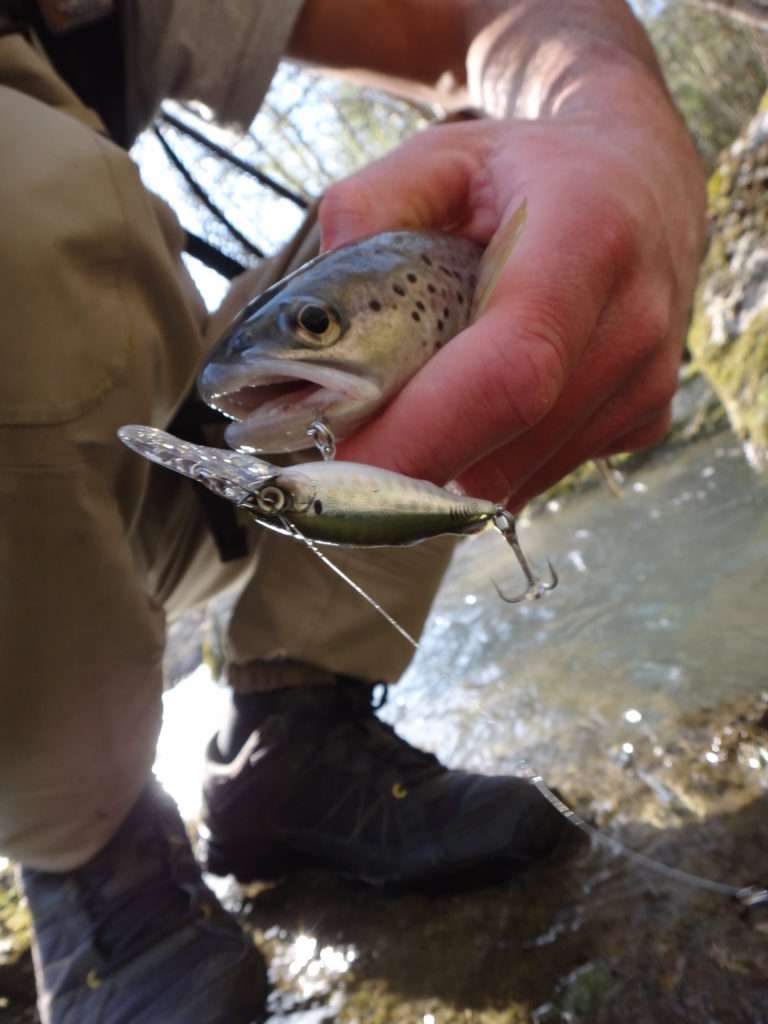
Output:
[198, 205, 527, 454]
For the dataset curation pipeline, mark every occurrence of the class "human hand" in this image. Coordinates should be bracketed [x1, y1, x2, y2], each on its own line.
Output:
[321, 85, 707, 509]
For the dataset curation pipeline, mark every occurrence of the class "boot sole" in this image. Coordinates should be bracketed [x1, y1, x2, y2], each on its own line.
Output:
[201, 827, 586, 891]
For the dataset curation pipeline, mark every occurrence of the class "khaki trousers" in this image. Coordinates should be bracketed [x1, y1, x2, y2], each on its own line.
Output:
[0, 35, 454, 871]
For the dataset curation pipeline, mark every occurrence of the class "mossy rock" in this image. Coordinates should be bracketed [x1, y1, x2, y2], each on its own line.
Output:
[689, 93, 768, 470]
[0, 864, 31, 966]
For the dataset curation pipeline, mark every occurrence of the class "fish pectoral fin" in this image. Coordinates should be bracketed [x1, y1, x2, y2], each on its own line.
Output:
[470, 200, 528, 322]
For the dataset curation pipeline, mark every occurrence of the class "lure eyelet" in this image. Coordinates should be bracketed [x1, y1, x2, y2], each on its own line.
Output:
[255, 485, 287, 514]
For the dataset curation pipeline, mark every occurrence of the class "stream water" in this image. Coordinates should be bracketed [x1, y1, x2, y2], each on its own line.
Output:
[379, 434, 768, 784]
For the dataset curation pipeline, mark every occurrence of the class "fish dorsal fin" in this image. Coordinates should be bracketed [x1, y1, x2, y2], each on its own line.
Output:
[470, 200, 528, 322]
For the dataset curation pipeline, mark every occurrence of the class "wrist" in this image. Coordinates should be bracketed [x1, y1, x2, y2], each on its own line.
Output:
[467, 2, 666, 122]
[469, 18, 703, 196]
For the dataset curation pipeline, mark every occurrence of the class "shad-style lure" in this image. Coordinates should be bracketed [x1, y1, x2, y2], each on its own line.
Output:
[118, 426, 557, 608]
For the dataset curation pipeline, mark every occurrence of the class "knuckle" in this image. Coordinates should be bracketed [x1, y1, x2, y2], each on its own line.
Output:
[318, 181, 351, 220]
[581, 188, 640, 273]
[617, 370, 675, 425]
[499, 313, 568, 428]
[632, 293, 672, 359]
[318, 180, 374, 240]
[595, 204, 637, 270]
[600, 409, 670, 457]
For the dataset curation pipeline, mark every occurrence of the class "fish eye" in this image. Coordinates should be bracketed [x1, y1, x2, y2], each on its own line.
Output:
[298, 304, 330, 334]
[292, 301, 343, 346]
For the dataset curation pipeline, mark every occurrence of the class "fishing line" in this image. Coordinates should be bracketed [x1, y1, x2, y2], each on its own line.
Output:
[523, 769, 766, 908]
[277, 515, 421, 651]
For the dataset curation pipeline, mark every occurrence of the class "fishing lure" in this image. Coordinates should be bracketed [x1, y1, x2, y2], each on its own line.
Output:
[118, 424, 557, 618]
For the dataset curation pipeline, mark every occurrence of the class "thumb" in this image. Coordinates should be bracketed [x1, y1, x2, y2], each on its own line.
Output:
[318, 122, 495, 250]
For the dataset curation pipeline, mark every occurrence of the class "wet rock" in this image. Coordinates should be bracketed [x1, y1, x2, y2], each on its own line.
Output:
[690, 95, 768, 471]
[554, 961, 616, 1018]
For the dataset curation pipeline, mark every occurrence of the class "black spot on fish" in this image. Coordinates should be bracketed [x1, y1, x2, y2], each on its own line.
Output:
[437, 319, 444, 331]
[439, 265, 451, 276]
[421, 254, 433, 266]
[457, 292, 465, 304]
[427, 284, 436, 294]
[314, 499, 323, 514]
[412, 311, 421, 322]
[393, 284, 406, 296]
[369, 300, 382, 312]
[407, 272, 417, 283]
[416, 301, 425, 312]
[443, 307, 450, 318]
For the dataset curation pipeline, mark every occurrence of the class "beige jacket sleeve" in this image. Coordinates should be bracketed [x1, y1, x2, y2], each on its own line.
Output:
[123, 0, 305, 134]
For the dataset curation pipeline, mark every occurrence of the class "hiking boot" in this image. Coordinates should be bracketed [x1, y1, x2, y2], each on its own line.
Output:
[22, 781, 267, 1024]
[201, 680, 571, 887]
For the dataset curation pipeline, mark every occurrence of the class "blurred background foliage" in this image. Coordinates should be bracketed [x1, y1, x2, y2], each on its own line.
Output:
[641, 0, 767, 167]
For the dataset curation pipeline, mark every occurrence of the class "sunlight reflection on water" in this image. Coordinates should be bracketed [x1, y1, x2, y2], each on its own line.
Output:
[381, 436, 768, 779]
[263, 928, 356, 1022]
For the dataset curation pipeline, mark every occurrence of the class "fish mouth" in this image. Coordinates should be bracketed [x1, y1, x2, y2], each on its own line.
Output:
[199, 358, 381, 453]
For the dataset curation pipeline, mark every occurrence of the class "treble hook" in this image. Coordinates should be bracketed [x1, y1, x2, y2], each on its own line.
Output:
[492, 509, 558, 603]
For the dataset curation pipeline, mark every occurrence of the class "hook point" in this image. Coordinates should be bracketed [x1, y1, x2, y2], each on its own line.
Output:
[492, 509, 558, 602]
[493, 559, 558, 603]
